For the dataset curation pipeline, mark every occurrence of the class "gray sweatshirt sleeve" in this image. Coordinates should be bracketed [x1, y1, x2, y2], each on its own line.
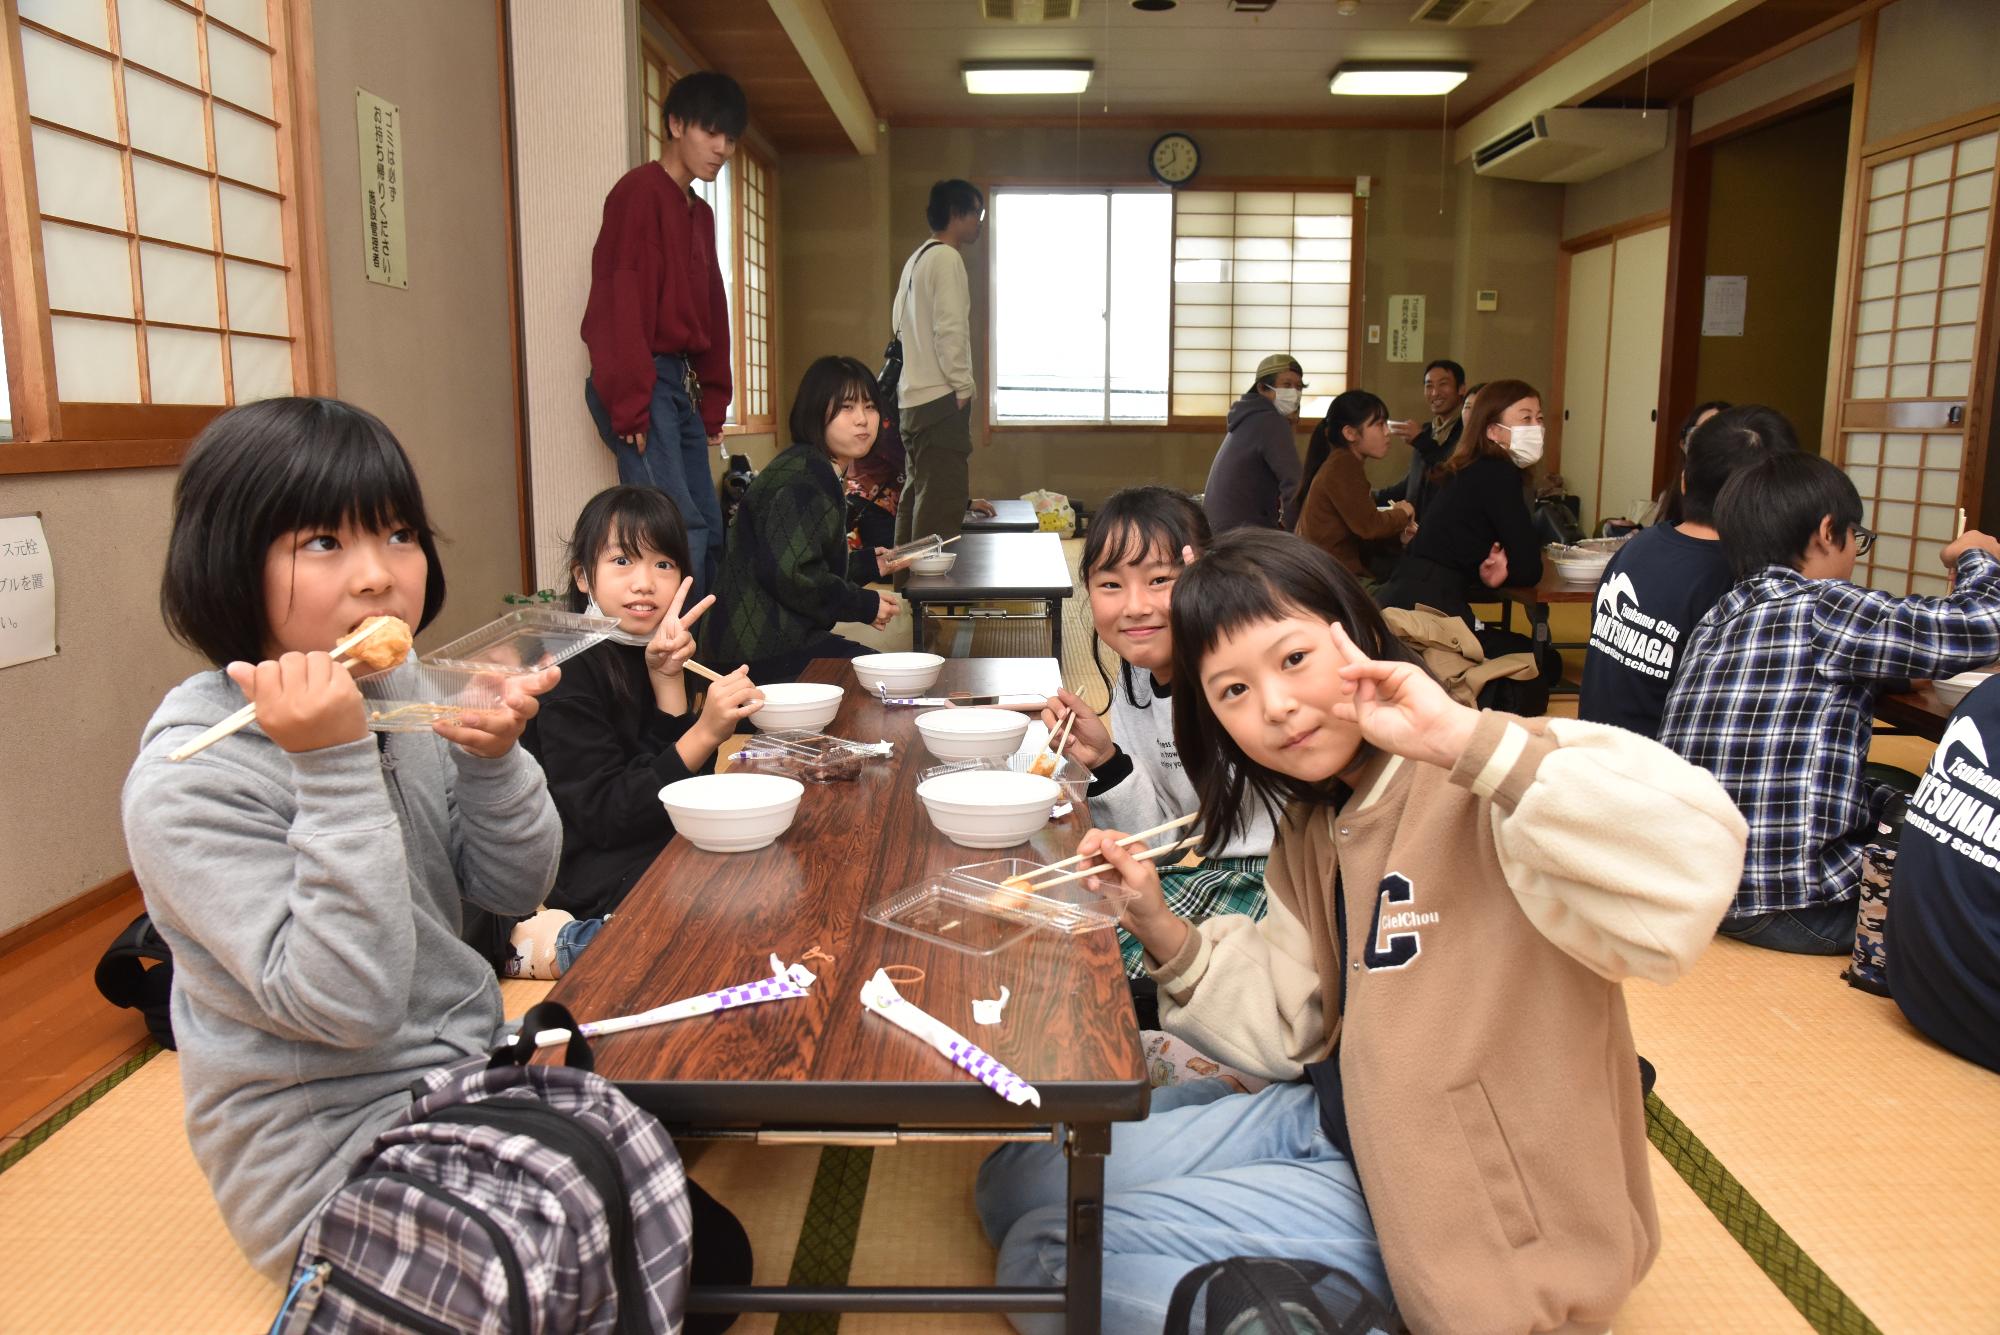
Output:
[125, 738, 422, 1050]
[1267, 419, 1302, 528]
[1087, 762, 1180, 838]
[447, 744, 561, 917]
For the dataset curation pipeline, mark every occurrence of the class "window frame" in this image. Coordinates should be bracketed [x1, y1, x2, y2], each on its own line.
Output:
[0, 0, 331, 477]
[983, 175, 1366, 435]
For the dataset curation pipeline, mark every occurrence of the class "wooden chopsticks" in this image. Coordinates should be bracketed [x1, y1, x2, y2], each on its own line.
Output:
[1003, 812, 1198, 888]
[1012, 835, 1203, 893]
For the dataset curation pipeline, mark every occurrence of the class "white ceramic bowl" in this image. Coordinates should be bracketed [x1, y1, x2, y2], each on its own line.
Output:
[1934, 670, 1996, 709]
[750, 681, 844, 732]
[659, 773, 805, 853]
[852, 651, 945, 695]
[914, 707, 1031, 761]
[910, 551, 957, 576]
[916, 769, 1064, 848]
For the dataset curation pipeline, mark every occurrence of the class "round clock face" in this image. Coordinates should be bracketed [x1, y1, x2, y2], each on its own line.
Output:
[1150, 133, 1199, 185]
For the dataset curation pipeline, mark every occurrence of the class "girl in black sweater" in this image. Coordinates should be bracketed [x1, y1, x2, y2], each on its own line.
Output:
[526, 485, 764, 919]
[1375, 377, 1546, 627]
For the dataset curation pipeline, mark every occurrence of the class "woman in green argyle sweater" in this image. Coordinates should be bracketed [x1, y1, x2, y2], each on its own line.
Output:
[708, 356, 902, 682]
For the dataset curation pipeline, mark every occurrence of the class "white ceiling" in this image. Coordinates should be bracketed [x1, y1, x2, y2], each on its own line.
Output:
[826, 0, 1637, 122]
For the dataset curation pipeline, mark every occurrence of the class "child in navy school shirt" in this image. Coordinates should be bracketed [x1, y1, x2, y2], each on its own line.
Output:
[1580, 405, 1795, 737]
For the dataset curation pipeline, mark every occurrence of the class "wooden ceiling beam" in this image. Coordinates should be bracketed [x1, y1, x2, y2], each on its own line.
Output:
[766, 0, 878, 155]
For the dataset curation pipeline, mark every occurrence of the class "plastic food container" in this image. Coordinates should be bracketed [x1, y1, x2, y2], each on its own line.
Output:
[909, 551, 957, 576]
[880, 534, 944, 572]
[354, 662, 506, 732]
[425, 608, 619, 674]
[731, 729, 884, 783]
[865, 857, 1137, 956]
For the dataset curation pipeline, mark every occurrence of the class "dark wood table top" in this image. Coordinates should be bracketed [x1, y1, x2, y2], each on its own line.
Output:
[1876, 681, 1955, 741]
[1493, 569, 1600, 605]
[962, 499, 1040, 532]
[545, 657, 1146, 1127]
[903, 532, 1074, 600]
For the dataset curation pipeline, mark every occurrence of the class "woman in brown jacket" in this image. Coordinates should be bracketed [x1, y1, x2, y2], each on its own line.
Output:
[1295, 390, 1414, 588]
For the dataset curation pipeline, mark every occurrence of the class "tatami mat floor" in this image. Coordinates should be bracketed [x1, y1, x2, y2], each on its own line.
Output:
[3, 536, 1988, 1333]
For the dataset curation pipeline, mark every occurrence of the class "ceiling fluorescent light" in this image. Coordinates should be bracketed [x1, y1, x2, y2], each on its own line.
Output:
[1328, 64, 1469, 96]
[962, 61, 1094, 95]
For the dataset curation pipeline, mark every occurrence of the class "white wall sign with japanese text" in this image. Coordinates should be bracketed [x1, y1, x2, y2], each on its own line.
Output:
[1386, 295, 1425, 363]
[0, 514, 56, 669]
[356, 88, 408, 288]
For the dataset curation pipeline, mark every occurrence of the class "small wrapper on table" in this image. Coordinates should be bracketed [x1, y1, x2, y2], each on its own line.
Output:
[509, 955, 816, 1048]
[860, 968, 1041, 1107]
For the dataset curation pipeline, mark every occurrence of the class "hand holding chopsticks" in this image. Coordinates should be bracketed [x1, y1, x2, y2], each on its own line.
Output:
[1009, 834, 1203, 893]
[1002, 812, 1198, 888]
[168, 618, 403, 762]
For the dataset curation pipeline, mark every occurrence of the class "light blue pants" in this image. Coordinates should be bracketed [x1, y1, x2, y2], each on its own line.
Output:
[975, 1079, 1389, 1335]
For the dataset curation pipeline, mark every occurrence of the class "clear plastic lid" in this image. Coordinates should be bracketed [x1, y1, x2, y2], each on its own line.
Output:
[730, 729, 888, 783]
[354, 662, 506, 732]
[865, 857, 1136, 956]
[424, 608, 619, 674]
[880, 534, 944, 569]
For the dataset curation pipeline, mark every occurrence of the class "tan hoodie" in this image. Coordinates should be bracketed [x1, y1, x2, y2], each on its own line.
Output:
[1152, 711, 1746, 1334]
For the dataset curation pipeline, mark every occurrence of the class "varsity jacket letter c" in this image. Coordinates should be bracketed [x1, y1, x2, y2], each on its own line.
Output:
[1364, 872, 1422, 970]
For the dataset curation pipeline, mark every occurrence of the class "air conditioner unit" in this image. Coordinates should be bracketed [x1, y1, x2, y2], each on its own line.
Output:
[1412, 0, 1538, 25]
[980, 0, 1080, 20]
[1472, 108, 1669, 183]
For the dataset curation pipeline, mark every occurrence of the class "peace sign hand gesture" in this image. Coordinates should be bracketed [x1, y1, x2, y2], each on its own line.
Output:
[646, 577, 717, 681]
[1325, 621, 1480, 772]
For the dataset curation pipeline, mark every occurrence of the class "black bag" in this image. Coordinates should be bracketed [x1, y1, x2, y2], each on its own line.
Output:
[95, 912, 176, 1050]
[719, 454, 757, 528]
[1165, 1257, 1395, 1335]
[878, 240, 944, 411]
[1532, 494, 1585, 547]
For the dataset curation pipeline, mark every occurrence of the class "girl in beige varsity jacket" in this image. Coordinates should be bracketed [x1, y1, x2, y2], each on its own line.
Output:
[975, 530, 1746, 1335]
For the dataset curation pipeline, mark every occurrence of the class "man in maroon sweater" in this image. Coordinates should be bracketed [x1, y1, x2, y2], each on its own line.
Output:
[581, 71, 747, 600]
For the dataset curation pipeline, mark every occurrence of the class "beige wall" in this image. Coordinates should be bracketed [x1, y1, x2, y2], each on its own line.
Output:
[0, 1, 525, 936]
[780, 124, 1562, 504]
[1867, 0, 2000, 147]
[1692, 97, 1851, 449]
[1562, 111, 1676, 242]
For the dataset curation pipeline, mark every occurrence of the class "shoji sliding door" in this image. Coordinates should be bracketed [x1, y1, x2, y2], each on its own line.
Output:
[1835, 119, 1998, 595]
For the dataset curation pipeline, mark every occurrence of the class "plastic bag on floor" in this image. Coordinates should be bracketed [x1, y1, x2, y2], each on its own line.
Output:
[1022, 488, 1076, 538]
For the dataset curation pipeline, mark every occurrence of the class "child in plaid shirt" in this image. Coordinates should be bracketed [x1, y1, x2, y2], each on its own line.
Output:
[1661, 450, 2000, 954]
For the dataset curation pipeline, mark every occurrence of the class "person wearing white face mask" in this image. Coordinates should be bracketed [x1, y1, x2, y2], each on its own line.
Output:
[1203, 353, 1308, 534]
[1376, 377, 1548, 631]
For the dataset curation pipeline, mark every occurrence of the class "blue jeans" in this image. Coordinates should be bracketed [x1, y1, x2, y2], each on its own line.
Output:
[585, 355, 725, 601]
[975, 1079, 1388, 1335]
[1719, 897, 1858, 955]
[553, 915, 605, 975]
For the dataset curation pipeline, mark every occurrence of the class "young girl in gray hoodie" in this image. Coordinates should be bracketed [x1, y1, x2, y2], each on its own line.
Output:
[121, 398, 562, 1283]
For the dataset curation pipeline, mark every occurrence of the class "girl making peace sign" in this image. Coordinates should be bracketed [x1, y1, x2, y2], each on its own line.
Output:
[977, 528, 1747, 1334]
[528, 485, 764, 921]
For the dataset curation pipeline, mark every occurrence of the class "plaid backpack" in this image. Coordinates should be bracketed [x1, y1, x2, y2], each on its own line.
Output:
[274, 1002, 692, 1334]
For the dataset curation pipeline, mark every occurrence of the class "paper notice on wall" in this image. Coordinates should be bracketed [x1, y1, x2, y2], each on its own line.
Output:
[356, 88, 408, 289]
[1702, 275, 1747, 336]
[1386, 295, 1425, 363]
[0, 514, 56, 669]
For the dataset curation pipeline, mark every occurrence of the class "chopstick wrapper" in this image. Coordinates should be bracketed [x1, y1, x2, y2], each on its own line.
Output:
[510, 954, 815, 1049]
[860, 968, 1041, 1107]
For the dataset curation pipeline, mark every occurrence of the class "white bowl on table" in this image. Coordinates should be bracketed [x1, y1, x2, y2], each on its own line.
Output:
[916, 769, 1064, 848]
[1933, 670, 1997, 709]
[914, 708, 1031, 761]
[750, 681, 844, 732]
[910, 551, 957, 576]
[658, 773, 805, 853]
[1548, 544, 1613, 584]
[852, 652, 945, 695]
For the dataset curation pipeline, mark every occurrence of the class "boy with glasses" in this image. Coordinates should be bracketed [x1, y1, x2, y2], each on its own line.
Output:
[1661, 448, 2000, 954]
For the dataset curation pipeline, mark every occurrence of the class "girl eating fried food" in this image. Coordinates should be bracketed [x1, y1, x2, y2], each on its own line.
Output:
[122, 397, 564, 1284]
[978, 528, 1747, 1334]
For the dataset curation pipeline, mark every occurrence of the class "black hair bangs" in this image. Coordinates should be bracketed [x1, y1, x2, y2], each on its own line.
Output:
[663, 70, 749, 141]
[1081, 486, 1209, 579]
[163, 398, 446, 667]
[789, 355, 882, 454]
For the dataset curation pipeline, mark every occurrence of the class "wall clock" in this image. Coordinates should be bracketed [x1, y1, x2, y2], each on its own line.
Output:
[1149, 131, 1200, 186]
